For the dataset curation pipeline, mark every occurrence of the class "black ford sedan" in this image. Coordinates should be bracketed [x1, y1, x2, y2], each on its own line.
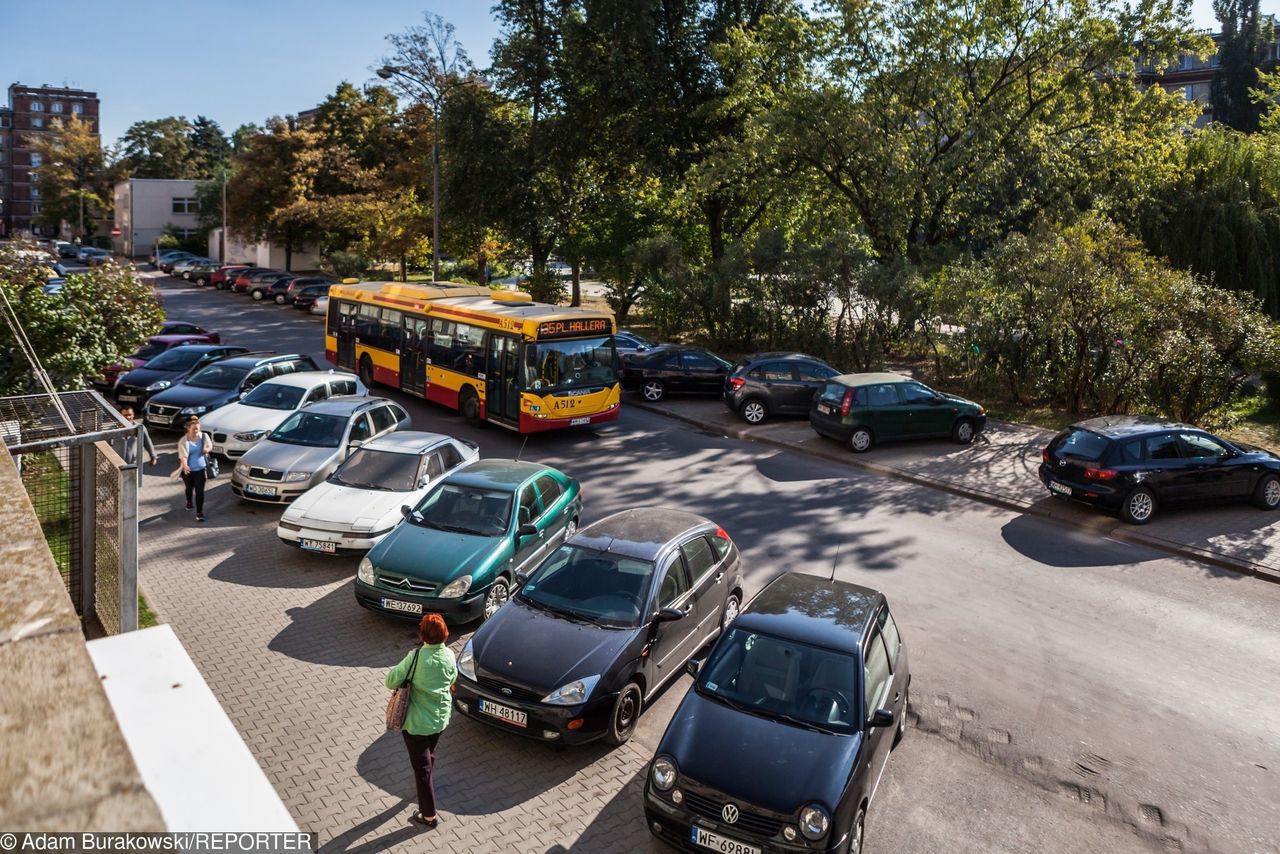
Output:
[644, 572, 909, 854]
[453, 508, 744, 746]
[1039, 416, 1280, 524]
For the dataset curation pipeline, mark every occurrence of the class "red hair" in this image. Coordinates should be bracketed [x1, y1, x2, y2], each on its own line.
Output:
[418, 613, 448, 645]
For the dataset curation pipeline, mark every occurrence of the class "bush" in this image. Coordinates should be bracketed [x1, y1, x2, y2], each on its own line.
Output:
[324, 251, 372, 280]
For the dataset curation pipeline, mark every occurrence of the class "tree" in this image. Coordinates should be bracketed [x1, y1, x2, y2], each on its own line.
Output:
[117, 117, 194, 178]
[28, 116, 107, 239]
[226, 118, 319, 271]
[1212, 0, 1276, 132]
[189, 116, 232, 178]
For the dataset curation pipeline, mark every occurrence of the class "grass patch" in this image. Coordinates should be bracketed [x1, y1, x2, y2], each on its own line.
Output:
[23, 452, 72, 581]
[1218, 387, 1280, 449]
[138, 592, 158, 629]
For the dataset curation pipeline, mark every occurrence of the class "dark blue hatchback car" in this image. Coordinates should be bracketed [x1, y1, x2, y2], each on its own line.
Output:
[644, 572, 910, 854]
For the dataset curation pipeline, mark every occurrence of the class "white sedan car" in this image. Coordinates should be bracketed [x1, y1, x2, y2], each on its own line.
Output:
[201, 370, 366, 459]
[277, 431, 479, 554]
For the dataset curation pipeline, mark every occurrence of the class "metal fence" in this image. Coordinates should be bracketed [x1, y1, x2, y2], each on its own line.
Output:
[1, 390, 139, 635]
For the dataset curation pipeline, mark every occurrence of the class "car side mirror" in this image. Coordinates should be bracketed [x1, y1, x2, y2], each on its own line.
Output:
[517, 522, 538, 538]
[347, 440, 363, 455]
[515, 569, 530, 586]
[869, 708, 895, 728]
[654, 607, 685, 623]
[685, 658, 702, 677]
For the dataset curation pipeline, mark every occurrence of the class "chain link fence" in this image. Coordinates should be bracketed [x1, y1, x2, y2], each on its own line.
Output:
[1, 390, 139, 635]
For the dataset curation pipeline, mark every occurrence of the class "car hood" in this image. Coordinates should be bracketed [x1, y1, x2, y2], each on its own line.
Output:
[1234, 442, 1280, 461]
[658, 688, 862, 814]
[117, 366, 188, 388]
[471, 598, 638, 696]
[239, 441, 340, 475]
[201, 402, 294, 435]
[149, 384, 238, 409]
[941, 393, 982, 410]
[286, 481, 412, 528]
[370, 524, 503, 586]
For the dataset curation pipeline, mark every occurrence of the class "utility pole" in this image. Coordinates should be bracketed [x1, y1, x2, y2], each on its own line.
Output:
[221, 170, 228, 263]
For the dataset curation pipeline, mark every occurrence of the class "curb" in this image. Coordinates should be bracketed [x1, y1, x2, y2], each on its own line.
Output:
[630, 400, 1280, 585]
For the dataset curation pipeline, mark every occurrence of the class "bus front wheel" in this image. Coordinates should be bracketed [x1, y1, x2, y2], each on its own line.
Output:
[460, 387, 482, 425]
[358, 355, 374, 388]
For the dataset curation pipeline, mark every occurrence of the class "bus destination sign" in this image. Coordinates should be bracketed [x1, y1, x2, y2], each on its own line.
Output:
[537, 318, 612, 339]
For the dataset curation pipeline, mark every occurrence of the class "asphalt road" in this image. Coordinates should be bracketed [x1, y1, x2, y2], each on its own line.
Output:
[140, 272, 1280, 853]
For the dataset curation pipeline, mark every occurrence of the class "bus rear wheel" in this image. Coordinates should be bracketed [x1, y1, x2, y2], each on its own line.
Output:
[460, 387, 482, 425]
[358, 355, 374, 388]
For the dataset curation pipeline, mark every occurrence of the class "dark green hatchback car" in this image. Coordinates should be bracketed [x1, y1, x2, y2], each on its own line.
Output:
[355, 460, 582, 623]
[810, 372, 987, 453]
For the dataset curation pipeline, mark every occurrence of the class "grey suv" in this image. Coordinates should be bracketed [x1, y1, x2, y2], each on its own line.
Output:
[724, 352, 841, 425]
[230, 396, 411, 503]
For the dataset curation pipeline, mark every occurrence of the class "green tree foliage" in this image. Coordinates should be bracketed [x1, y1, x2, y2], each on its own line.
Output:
[0, 243, 164, 393]
[28, 116, 108, 238]
[117, 117, 195, 178]
[189, 116, 232, 178]
[226, 118, 319, 270]
[1212, 0, 1276, 133]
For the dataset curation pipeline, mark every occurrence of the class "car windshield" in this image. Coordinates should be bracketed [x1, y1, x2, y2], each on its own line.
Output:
[186, 364, 249, 390]
[696, 627, 862, 735]
[269, 411, 348, 447]
[411, 483, 512, 537]
[241, 383, 306, 411]
[143, 349, 205, 371]
[331, 448, 422, 491]
[517, 545, 655, 628]
[528, 336, 617, 392]
[133, 341, 168, 360]
[1051, 427, 1110, 462]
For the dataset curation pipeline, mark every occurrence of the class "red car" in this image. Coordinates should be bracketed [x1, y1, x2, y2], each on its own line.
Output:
[231, 268, 274, 293]
[160, 320, 220, 343]
[98, 332, 220, 388]
[210, 264, 253, 290]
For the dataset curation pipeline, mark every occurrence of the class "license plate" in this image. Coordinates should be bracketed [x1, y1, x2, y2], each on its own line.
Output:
[300, 538, 337, 553]
[381, 598, 423, 615]
[1049, 480, 1072, 496]
[691, 826, 760, 854]
[146, 413, 165, 425]
[817, 403, 832, 414]
[245, 483, 277, 497]
[570, 416, 590, 426]
[478, 698, 528, 728]
[118, 394, 138, 403]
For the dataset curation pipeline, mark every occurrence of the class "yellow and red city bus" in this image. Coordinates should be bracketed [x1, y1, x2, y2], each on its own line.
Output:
[324, 280, 621, 433]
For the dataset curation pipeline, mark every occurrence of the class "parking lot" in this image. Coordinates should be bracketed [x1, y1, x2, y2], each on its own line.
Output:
[130, 271, 1280, 853]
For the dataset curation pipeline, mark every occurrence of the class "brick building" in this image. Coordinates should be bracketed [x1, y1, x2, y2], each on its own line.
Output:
[0, 83, 100, 238]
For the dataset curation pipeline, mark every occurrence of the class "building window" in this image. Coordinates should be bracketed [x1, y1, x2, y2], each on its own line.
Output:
[30, 153, 42, 167]
[30, 101, 43, 112]
[72, 103, 83, 115]
[172, 197, 199, 214]
[30, 187, 39, 198]
[52, 102, 63, 114]
[32, 203, 41, 214]
[31, 117, 43, 129]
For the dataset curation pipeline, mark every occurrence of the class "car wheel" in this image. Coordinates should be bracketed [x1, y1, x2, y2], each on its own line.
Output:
[848, 426, 873, 453]
[1120, 486, 1157, 525]
[740, 398, 768, 425]
[358, 355, 375, 388]
[952, 417, 976, 445]
[251, 288, 264, 301]
[195, 276, 206, 287]
[275, 293, 286, 305]
[721, 592, 741, 629]
[641, 380, 665, 402]
[460, 387, 482, 425]
[483, 576, 510, 620]
[606, 681, 643, 746]
[850, 808, 866, 854]
[1252, 473, 1280, 510]
[893, 688, 908, 748]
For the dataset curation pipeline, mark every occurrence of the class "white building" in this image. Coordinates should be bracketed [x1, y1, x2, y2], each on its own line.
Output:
[207, 226, 323, 271]
[113, 178, 202, 257]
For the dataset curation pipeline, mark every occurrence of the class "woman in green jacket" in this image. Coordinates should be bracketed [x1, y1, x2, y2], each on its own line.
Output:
[386, 612, 457, 828]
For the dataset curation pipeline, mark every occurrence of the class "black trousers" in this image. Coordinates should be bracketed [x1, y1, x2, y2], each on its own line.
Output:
[402, 731, 441, 816]
[183, 469, 207, 514]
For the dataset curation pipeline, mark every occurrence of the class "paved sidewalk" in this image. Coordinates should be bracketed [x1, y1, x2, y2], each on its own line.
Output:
[632, 397, 1280, 583]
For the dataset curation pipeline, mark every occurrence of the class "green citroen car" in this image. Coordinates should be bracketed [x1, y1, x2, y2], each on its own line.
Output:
[355, 460, 582, 623]
[810, 372, 987, 453]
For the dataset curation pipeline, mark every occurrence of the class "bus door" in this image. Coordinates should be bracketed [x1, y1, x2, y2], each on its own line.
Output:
[336, 301, 357, 371]
[485, 334, 521, 426]
[401, 316, 428, 396]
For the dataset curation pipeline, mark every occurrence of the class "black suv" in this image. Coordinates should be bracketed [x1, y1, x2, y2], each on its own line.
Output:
[143, 352, 319, 430]
[1039, 416, 1280, 524]
[724, 353, 841, 425]
[645, 572, 909, 854]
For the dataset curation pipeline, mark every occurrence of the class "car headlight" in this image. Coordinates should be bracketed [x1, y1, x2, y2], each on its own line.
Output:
[234, 430, 267, 442]
[234, 462, 250, 476]
[541, 674, 600, 706]
[145, 380, 172, 392]
[458, 639, 476, 681]
[799, 805, 830, 840]
[651, 756, 677, 791]
[437, 574, 472, 599]
[179, 406, 207, 415]
[284, 470, 312, 482]
[357, 557, 375, 584]
[979, 405, 987, 416]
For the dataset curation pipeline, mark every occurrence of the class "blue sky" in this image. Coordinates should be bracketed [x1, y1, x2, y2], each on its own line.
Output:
[1, 0, 1224, 148]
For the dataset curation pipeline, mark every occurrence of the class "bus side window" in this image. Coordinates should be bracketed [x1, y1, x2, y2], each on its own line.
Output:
[429, 318, 455, 366]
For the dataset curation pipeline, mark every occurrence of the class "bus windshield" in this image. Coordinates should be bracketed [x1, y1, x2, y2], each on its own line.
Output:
[529, 336, 617, 392]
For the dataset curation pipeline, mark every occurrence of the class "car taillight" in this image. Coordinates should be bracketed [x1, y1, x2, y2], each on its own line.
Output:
[727, 377, 745, 390]
[841, 389, 855, 417]
[1083, 467, 1118, 481]
[1042, 449, 1050, 463]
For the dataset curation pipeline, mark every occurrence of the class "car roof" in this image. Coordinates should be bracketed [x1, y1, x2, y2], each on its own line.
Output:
[207, 352, 306, 369]
[569, 508, 714, 561]
[831, 371, 913, 386]
[300, 395, 389, 415]
[445, 459, 556, 491]
[735, 571, 883, 652]
[149, 333, 207, 343]
[163, 343, 238, 354]
[256, 370, 358, 389]
[740, 352, 823, 363]
[1068, 415, 1195, 438]
[361, 431, 455, 454]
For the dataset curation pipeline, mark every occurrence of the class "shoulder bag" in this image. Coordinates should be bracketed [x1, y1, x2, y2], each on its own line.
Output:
[385, 647, 422, 730]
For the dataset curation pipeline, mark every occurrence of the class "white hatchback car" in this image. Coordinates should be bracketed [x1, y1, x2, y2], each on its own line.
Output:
[201, 370, 366, 459]
[277, 431, 479, 554]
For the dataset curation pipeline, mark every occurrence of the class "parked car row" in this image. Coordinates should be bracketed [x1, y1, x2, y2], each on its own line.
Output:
[156, 252, 338, 309]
